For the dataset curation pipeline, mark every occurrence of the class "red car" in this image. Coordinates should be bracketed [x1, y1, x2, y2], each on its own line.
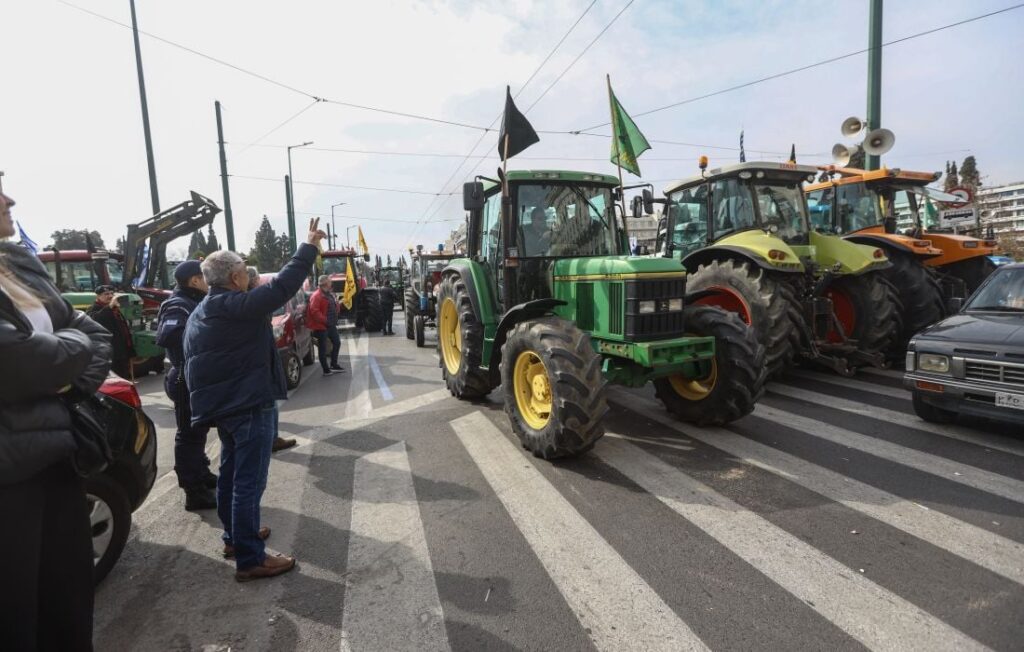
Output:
[260, 274, 316, 389]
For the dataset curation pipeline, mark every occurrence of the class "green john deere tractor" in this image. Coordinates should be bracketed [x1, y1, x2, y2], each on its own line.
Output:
[647, 161, 900, 377]
[438, 169, 766, 459]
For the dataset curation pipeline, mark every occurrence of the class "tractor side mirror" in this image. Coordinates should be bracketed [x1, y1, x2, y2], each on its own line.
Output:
[642, 188, 655, 215]
[630, 195, 643, 218]
[363, 253, 371, 262]
[463, 182, 485, 211]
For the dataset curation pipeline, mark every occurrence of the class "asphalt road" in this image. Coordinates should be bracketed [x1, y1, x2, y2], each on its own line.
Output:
[95, 313, 1024, 651]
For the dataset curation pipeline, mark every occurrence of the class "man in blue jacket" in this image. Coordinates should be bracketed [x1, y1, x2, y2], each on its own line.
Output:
[156, 260, 216, 511]
[184, 218, 325, 582]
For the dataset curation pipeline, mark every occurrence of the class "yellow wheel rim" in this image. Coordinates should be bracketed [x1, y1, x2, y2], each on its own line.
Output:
[513, 351, 552, 430]
[668, 356, 718, 401]
[439, 297, 462, 376]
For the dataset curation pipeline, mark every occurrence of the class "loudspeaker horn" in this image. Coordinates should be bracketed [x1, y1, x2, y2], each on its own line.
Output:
[831, 143, 858, 167]
[840, 116, 866, 138]
[863, 128, 895, 156]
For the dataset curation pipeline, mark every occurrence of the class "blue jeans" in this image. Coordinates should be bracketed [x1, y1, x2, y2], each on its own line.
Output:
[216, 402, 277, 570]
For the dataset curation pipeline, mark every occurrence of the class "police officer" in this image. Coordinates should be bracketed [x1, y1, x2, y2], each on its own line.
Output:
[156, 261, 217, 510]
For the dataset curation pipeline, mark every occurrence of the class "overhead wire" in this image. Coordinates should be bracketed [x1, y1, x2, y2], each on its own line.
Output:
[231, 174, 458, 196]
[572, 2, 1024, 133]
[234, 100, 322, 156]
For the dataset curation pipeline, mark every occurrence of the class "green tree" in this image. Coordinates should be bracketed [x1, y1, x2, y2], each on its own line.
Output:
[944, 161, 959, 191]
[248, 216, 284, 271]
[959, 156, 981, 192]
[206, 224, 220, 252]
[50, 229, 105, 250]
[848, 147, 865, 169]
[114, 236, 126, 254]
[187, 230, 208, 258]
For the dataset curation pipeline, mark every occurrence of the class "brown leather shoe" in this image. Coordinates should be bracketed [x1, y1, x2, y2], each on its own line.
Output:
[235, 554, 296, 582]
[223, 526, 271, 559]
[272, 436, 297, 452]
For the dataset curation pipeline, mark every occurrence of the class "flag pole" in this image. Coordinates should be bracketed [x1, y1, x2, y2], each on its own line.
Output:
[607, 75, 630, 244]
[501, 132, 516, 293]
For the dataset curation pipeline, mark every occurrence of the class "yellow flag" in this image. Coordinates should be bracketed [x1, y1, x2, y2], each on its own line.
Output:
[342, 256, 357, 310]
[357, 226, 369, 255]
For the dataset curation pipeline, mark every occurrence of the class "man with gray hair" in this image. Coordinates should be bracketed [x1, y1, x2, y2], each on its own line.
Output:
[184, 218, 325, 582]
[308, 273, 344, 375]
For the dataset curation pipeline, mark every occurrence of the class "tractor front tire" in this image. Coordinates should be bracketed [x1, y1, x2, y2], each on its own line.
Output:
[436, 274, 491, 399]
[653, 306, 766, 426]
[825, 272, 901, 362]
[415, 315, 426, 348]
[883, 253, 945, 359]
[364, 291, 384, 333]
[687, 259, 801, 378]
[501, 317, 607, 459]
[405, 288, 417, 340]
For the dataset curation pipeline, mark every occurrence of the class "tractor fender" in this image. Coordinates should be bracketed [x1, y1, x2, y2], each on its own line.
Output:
[489, 298, 567, 372]
[442, 260, 493, 325]
[681, 245, 800, 275]
[844, 233, 942, 260]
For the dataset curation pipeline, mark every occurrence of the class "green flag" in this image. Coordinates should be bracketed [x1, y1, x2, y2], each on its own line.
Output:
[608, 80, 650, 177]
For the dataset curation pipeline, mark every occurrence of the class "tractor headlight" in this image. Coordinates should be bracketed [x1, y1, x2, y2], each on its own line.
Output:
[668, 298, 683, 311]
[639, 300, 656, 314]
[918, 354, 949, 373]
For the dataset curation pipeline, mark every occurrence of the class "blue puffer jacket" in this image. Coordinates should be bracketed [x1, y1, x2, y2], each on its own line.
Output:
[183, 244, 317, 426]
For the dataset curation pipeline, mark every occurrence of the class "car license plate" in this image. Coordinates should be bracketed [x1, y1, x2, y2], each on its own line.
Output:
[995, 392, 1024, 411]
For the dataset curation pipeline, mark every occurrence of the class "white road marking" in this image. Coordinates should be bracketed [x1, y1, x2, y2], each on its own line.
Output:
[339, 441, 449, 652]
[343, 332, 372, 420]
[610, 391, 1024, 586]
[596, 432, 989, 652]
[452, 412, 709, 652]
[788, 369, 906, 398]
[754, 403, 1024, 504]
[368, 355, 394, 401]
[769, 383, 1024, 457]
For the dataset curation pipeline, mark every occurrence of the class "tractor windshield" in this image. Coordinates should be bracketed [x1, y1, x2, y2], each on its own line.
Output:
[812, 183, 882, 234]
[515, 183, 617, 257]
[753, 183, 808, 243]
[664, 185, 709, 254]
[322, 256, 350, 276]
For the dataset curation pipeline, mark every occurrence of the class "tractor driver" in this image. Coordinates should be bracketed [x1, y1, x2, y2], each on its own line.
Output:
[521, 206, 552, 256]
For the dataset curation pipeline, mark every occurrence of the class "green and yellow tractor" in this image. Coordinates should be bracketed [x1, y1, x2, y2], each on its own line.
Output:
[648, 161, 900, 377]
[438, 169, 766, 459]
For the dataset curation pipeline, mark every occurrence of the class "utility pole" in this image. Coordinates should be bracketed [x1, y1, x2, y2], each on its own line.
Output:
[286, 141, 313, 251]
[866, 0, 884, 171]
[331, 201, 347, 250]
[284, 175, 294, 250]
[129, 0, 160, 215]
[215, 101, 235, 250]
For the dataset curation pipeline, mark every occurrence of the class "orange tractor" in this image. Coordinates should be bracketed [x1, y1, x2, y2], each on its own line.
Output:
[806, 166, 999, 355]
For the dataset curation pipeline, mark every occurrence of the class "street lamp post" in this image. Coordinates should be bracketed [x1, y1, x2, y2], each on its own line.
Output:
[331, 202, 347, 249]
[346, 225, 358, 249]
[286, 141, 313, 249]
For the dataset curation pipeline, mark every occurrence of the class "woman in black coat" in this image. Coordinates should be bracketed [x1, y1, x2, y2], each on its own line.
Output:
[0, 190, 112, 651]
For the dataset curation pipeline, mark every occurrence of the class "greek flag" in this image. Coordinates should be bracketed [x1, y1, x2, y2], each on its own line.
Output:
[17, 221, 38, 254]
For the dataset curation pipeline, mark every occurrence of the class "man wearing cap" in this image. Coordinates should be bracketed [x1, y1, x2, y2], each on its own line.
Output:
[156, 261, 217, 510]
[87, 284, 135, 378]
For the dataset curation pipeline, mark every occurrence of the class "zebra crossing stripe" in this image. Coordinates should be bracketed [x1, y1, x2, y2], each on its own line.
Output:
[754, 403, 1024, 504]
[596, 434, 989, 652]
[339, 441, 450, 652]
[343, 332, 372, 421]
[452, 412, 709, 652]
[608, 392, 1024, 586]
[769, 383, 1024, 457]
[787, 369, 904, 398]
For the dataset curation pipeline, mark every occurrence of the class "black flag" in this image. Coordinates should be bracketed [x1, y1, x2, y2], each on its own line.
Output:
[498, 86, 539, 161]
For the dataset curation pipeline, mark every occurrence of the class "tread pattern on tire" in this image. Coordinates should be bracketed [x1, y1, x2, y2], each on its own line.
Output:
[653, 305, 766, 426]
[687, 259, 799, 377]
[882, 253, 945, 357]
[500, 317, 607, 459]
[364, 291, 384, 333]
[437, 274, 491, 399]
[405, 288, 417, 339]
[828, 272, 902, 358]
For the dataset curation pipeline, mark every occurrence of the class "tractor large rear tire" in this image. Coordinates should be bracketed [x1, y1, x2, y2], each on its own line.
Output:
[883, 252, 945, 359]
[501, 317, 607, 459]
[825, 272, 901, 361]
[687, 259, 800, 378]
[436, 274, 491, 399]
[405, 288, 417, 340]
[654, 306, 766, 426]
[364, 291, 384, 333]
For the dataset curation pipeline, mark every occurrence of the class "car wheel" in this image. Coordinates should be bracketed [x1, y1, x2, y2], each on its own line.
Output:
[284, 350, 302, 390]
[86, 474, 132, 585]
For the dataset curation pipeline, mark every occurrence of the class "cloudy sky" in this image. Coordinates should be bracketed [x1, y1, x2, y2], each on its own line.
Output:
[3, 0, 1022, 263]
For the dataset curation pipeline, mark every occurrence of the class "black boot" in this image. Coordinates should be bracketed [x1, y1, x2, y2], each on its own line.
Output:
[203, 470, 218, 490]
[184, 486, 217, 511]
